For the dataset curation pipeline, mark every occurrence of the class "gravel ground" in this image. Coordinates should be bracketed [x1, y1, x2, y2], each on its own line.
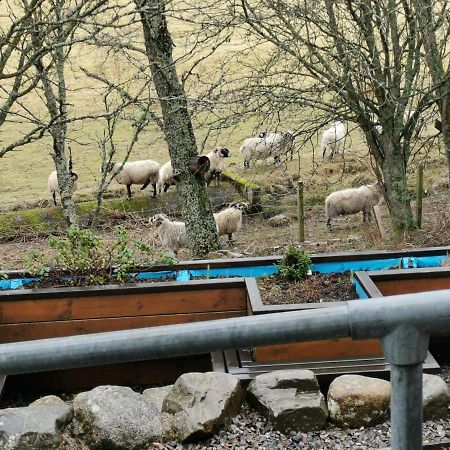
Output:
[160, 406, 450, 449]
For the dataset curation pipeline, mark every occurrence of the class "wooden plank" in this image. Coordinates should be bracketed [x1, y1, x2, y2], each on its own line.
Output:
[0, 287, 247, 324]
[3, 355, 212, 392]
[372, 205, 387, 239]
[376, 278, 450, 296]
[253, 338, 382, 362]
[0, 310, 246, 343]
[210, 351, 227, 373]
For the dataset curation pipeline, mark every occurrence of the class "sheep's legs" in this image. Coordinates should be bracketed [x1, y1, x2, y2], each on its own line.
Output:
[52, 192, 57, 206]
[227, 233, 234, 246]
[141, 180, 151, 190]
[126, 185, 132, 200]
[244, 160, 250, 169]
[152, 183, 157, 197]
[326, 218, 331, 229]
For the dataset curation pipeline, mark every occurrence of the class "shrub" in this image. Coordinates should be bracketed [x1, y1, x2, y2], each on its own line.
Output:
[277, 245, 312, 281]
[24, 226, 175, 287]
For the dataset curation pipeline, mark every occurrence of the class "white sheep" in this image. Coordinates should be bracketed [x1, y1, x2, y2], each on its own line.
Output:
[106, 159, 160, 199]
[157, 160, 175, 193]
[325, 182, 385, 228]
[204, 147, 231, 186]
[48, 170, 78, 206]
[321, 121, 346, 161]
[214, 202, 247, 244]
[149, 213, 187, 256]
[240, 130, 295, 169]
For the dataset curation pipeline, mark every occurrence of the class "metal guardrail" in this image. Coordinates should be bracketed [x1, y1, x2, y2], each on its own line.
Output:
[1, 290, 450, 449]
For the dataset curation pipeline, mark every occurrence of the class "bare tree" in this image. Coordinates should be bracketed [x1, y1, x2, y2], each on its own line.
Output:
[200, 0, 449, 230]
[134, 0, 219, 257]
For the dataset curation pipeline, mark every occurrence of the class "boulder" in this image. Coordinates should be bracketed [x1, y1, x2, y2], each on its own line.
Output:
[162, 372, 243, 442]
[0, 404, 72, 449]
[247, 369, 328, 433]
[327, 375, 390, 428]
[143, 385, 173, 412]
[268, 214, 290, 227]
[71, 385, 161, 449]
[423, 374, 450, 420]
[29, 395, 66, 407]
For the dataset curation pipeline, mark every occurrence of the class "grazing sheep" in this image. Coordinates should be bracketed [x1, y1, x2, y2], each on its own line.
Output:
[321, 121, 346, 161]
[106, 159, 160, 199]
[157, 161, 175, 193]
[325, 182, 385, 228]
[204, 147, 231, 186]
[48, 170, 78, 206]
[240, 130, 295, 169]
[214, 202, 247, 244]
[149, 213, 187, 256]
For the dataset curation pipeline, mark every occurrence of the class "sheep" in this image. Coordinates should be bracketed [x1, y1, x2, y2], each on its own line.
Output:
[149, 213, 187, 256]
[325, 182, 385, 229]
[240, 130, 295, 169]
[157, 160, 175, 193]
[214, 202, 247, 244]
[257, 130, 296, 161]
[105, 159, 160, 199]
[321, 121, 347, 161]
[403, 109, 426, 138]
[47, 170, 78, 206]
[204, 147, 230, 186]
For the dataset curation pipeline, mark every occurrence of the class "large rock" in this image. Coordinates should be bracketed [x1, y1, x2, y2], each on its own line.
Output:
[327, 375, 390, 428]
[29, 395, 66, 407]
[143, 385, 173, 412]
[268, 214, 290, 227]
[423, 374, 450, 420]
[0, 404, 72, 449]
[162, 372, 244, 442]
[71, 385, 161, 449]
[247, 369, 328, 433]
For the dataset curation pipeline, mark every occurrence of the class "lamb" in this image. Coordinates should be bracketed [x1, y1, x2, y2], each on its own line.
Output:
[106, 159, 160, 199]
[157, 160, 175, 193]
[149, 213, 187, 256]
[321, 121, 346, 161]
[47, 170, 79, 206]
[204, 147, 230, 186]
[214, 202, 247, 244]
[325, 182, 385, 228]
[240, 130, 295, 169]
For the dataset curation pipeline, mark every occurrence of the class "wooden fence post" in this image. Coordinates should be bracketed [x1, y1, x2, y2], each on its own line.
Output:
[297, 181, 305, 242]
[416, 165, 424, 228]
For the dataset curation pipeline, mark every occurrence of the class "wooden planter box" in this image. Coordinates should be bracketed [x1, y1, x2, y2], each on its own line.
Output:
[0, 279, 248, 392]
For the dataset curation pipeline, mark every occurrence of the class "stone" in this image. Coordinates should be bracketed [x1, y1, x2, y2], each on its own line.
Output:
[327, 375, 390, 428]
[423, 374, 450, 420]
[29, 395, 66, 407]
[247, 369, 328, 433]
[0, 404, 72, 449]
[143, 385, 173, 412]
[71, 385, 161, 449]
[162, 372, 244, 442]
[267, 214, 290, 227]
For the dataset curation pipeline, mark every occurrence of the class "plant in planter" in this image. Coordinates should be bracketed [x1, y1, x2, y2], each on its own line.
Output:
[277, 246, 312, 281]
[23, 226, 176, 288]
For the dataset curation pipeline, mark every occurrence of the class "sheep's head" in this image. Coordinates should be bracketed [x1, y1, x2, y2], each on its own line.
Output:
[101, 161, 115, 174]
[70, 172, 79, 182]
[228, 201, 249, 213]
[219, 147, 230, 158]
[149, 213, 168, 228]
[258, 131, 267, 138]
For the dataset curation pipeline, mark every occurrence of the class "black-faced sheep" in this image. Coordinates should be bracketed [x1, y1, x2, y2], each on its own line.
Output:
[157, 161, 175, 193]
[325, 182, 385, 228]
[47, 170, 79, 206]
[240, 131, 295, 169]
[106, 159, 161, 199]
[149, 213, 187, 256]
[204, 147, 230, 186]
[321, 121, 346, 161]
[214, 202, 247, 244]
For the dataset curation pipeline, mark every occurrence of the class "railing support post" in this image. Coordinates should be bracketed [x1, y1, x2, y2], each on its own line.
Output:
[381, 325, 429, 450]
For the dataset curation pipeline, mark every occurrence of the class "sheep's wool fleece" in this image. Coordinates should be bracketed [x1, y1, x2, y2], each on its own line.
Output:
[114, 160, 160, 185]
[214, 208, 242, 235]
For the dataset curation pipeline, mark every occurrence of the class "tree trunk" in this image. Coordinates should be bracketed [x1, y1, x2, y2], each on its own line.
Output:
[135, 0, 219, 257]
[381, 144, 415, 230]
[441, 92, 450, 197]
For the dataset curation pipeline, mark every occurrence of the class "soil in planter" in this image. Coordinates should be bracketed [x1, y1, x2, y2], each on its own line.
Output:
[18, 274, 177, 290]
[258, 272, 359, 305]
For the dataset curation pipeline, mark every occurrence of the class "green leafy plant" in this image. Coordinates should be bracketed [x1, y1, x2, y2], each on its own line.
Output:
[24, 226, 175, 287]
[277, 246, 312, 281]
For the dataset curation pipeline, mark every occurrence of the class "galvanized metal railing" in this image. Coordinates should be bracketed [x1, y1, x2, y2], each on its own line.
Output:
[1, 290, 450, 450]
